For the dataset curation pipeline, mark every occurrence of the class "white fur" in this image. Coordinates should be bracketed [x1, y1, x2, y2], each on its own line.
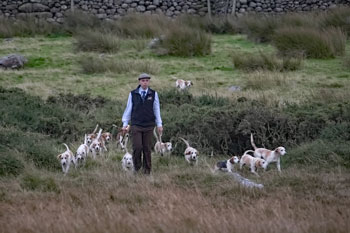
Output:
[175, 79, 193, 91]
[89, 128, 104, 159]
[251, 134, 287, 172]
[213, 155, 240, 173]
[121, 134, 134, 172]
[239, 150, 267, 177]
[153, 127, 172, 156]
[114, 124, 130, 151]
[179, 137, 198, 166]
[57, 143, 76, 174]
[76, 134, 89, 166]
[87, 124, 99, 145]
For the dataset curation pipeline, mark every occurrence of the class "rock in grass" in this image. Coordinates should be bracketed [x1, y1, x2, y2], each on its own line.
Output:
[0, 54, 28, 69]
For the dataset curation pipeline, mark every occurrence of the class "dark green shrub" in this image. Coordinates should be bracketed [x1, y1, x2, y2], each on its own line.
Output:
[0, 127, 60, 170]
[0, 150, 24, 177]
[21, 174, 60, 193]
[273, 27, 346, 59]
[284, 140, 350, 168]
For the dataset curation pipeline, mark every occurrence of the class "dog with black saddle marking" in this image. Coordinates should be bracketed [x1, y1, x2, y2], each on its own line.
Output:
[213, 155, 240, 173]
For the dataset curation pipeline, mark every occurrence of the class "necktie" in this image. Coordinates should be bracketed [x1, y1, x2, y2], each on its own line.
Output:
[141, 91, 146, 100]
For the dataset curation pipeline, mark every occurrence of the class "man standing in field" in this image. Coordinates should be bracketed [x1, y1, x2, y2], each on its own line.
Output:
[122, 73, 163, 174]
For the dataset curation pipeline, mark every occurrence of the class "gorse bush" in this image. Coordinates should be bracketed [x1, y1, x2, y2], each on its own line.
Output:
[273, 26, 346, 59]
[74, 31, 121, 53]
[0, 127, 60, 170]
[1, 87, 350, 168]
[154, 25, 211, 57]
[0, 150, 24, 177]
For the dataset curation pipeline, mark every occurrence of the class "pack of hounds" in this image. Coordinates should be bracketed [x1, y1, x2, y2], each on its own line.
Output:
[57, 78, 286, 176]
[57, 122, 286, 176]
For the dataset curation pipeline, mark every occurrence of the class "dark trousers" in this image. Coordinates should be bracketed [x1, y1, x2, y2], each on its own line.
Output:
[131, 125, 153, 174]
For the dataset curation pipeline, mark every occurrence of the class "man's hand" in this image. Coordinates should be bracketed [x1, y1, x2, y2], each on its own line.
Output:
[157, 126, 163, 136]
[122, 125, 129, 133]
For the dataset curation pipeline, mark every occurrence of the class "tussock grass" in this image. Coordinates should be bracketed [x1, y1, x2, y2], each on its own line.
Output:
[273, 26, 346, 59]
[176, 15, 238, 34]
[63, 9, 102, 34]
[109, 14, 170, 38]
[237, 15, 278, 43]
[320, 7, 350, 37]
[343, 54, 350, 70]
[0, 17, 64, 38]
[79, 56, 159, 74]
[232, 51, 303, 71]
[74, 31, 121, 53]
[153, 25, 211, 57]
[244, 71, 289, 90]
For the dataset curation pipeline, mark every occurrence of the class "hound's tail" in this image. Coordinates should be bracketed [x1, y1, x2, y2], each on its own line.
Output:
[124, 134, 130, 153]
[153, 127, 160, 142]
[250, 134, 258, 150]
[63, 143, 70, 151]
[243, 150, 255, 156]
[96, 128, 103, 140]
[84, 134, 87, 145]
[179, 137, 190, 148]
[92, 124, 99, 134]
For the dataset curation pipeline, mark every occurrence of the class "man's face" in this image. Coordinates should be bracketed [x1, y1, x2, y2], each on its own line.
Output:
[139, 78, 150, 90]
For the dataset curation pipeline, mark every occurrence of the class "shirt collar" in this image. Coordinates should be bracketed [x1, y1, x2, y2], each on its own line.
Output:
[139, 87, 148, 94]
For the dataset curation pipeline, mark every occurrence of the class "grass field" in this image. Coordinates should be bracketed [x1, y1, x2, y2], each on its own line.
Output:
[1, 19, 350, 233]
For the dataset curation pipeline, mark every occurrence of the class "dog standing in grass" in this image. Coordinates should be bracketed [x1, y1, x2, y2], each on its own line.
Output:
[153, 127, 172, 156]
[76, 134, 89, 166]
[213, 155, 240, 173]
[251, 134, 287, 172]
[240, 150, 267, 177]
[121, 134, 134, 172]
[57, 143, 76, 174]
[179, 137, 199, 166]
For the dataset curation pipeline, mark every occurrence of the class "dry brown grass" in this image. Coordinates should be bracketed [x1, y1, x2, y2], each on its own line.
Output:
[1, 156, 349, 233]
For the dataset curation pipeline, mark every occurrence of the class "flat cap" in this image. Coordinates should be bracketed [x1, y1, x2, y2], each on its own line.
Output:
[138, 73, 151, 80]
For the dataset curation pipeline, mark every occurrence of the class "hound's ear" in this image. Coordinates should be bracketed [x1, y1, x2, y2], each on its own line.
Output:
[185, 151, 191, 155]
[57, 154, 62, 159]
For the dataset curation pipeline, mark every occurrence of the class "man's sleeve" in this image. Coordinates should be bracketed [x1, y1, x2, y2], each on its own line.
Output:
[122, 93, 132, 127]
[153, 92, 162, 127]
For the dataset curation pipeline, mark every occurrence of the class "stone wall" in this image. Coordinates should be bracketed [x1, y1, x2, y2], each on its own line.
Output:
[0, 0, 349, 23]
